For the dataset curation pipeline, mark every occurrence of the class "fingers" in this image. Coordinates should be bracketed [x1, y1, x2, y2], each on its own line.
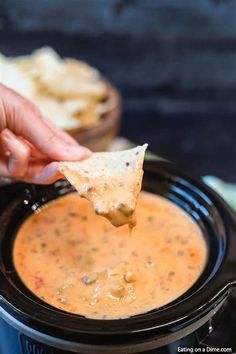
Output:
[0, 84, 91, 161]
[16, 161, 62, 184]
[37, 129, 90, 161]
[0, 129, 30, 179]
[27, 162, 62, 184]
[19, 138, 50, 160]
[0, 134, 62, 183]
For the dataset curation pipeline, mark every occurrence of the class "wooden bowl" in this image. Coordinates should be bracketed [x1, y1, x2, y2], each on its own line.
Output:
[65, 81, 122, 152]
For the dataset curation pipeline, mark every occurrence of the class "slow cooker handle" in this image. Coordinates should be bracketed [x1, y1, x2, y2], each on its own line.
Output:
[222, 209, 236, 289]
[0, 274, 4, 296]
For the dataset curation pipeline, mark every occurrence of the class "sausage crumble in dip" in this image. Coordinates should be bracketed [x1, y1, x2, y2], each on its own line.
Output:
[13, 191, 207, 319]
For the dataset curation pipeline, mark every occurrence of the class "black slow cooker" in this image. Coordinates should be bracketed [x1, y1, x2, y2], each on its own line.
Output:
[0, 160, 236, 354]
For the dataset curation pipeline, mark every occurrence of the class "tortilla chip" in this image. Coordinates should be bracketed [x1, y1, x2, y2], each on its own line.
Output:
[58, 144, 148, 227]
[10, 47, 108, 129]
[15, 48, 106, 100]
[0, 54, 35, 99]
[32, 95, 87, 130]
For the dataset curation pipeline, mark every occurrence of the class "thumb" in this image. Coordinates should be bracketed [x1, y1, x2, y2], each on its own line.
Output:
[34, 132, 90, 161]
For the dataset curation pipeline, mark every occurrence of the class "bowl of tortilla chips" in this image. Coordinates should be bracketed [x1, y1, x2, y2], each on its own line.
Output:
[0, 47, 122, 151]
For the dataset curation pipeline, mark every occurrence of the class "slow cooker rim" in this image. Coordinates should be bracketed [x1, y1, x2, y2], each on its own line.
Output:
[0, 160, 236, 340]
[0, 298, 228, 352]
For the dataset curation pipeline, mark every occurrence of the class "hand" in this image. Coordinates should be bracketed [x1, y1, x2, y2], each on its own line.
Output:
[0, 84, 90, 184]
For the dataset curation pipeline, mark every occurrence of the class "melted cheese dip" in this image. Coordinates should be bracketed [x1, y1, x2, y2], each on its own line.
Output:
[13, 191, 207, 319]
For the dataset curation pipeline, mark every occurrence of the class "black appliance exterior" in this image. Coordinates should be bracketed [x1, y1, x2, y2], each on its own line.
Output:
[0, 160, 236, 354]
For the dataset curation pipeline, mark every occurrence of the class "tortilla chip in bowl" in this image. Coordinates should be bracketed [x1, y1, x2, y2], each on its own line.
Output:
[0, 47, 122, 151]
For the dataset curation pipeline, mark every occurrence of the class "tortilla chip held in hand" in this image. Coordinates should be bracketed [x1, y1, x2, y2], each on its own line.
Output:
[58, 144, 148, 227]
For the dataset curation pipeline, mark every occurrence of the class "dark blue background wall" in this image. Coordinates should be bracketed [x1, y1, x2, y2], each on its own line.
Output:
[1, 1, 236, 179]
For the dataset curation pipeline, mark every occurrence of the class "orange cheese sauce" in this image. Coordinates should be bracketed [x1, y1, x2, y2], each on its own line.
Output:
[13, 191, 207, 319]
